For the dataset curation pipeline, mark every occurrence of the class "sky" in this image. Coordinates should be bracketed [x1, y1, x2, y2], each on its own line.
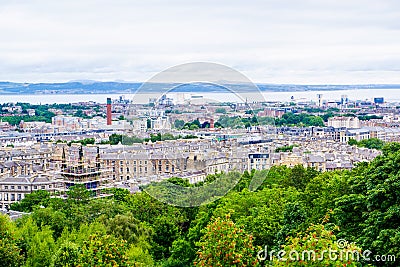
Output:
[0, 0, 399, 84]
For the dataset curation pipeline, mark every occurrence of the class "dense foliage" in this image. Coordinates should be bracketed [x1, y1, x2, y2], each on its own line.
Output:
[101, 133, 198, 145]
[348, 138, 385, 150]
[0, 102, 100, 125]
[274, 113, 325, 127]
[2, 143, 400, 266]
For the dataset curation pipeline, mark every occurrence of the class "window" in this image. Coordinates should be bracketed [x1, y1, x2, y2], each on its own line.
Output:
[4, 186, 8, 190]
[17, 194, 22, 201]
[24, 186, 28, 190]
[11, 186, 14, 189]
[41, 186, 45, 189]
[18, 186, 21, 189]
[10, 194, 15, 201]
[34, 186, 38, 189]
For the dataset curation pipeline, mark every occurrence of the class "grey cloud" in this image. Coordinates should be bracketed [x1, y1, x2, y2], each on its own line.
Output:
[0, 0, 399, 83]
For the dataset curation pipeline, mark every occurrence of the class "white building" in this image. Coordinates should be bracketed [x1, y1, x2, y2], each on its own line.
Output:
[340, 128, 370, 143]
[328, 116, 360, 129]
[0, 174, 58, 210]
[151, 117, 171, 130]
[133, 118, 148, 132]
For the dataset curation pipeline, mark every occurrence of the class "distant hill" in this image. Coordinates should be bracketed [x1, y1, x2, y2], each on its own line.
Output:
[0, 81, 399, 94]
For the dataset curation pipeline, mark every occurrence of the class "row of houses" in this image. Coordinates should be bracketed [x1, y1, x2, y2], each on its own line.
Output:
[275, 125, 400, 143]
[248, 139, 381, 171]
[0, 133, 383, 210]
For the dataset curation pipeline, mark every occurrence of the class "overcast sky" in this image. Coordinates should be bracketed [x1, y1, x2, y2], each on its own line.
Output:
[0, 0, 399, 84]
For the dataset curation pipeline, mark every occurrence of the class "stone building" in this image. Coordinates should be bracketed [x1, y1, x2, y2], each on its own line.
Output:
[0, 174, 58, 210]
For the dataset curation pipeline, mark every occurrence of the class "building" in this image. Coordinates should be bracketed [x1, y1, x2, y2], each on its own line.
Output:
[132, 118, 148, 132]
[311, 126, 340, 140]
[57, 146, 112, 198]
[150, 116, 171, 130]
[374, 97, 384, 104]
[339, 128, 370, 143]
[317, 94, 323, 107]
[248, 153, 270, 171]
[0, 174, 58, 210]
[328, 116, 360, 129]
[107, 98, 112, 125]
[303, 155, 325, 171]
[257, 108, 285, 118]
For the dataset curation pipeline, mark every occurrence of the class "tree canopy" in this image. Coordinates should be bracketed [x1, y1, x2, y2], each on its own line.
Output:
[2, 142, 400, 266]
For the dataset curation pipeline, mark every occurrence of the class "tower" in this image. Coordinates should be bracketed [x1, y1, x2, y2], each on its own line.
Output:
[317, 94, 323, 107]
[341, 95, 348, 108]
[106, 98, 112, 125]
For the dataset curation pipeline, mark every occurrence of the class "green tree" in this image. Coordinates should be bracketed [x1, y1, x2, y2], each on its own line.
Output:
[25, 226, 56, 267]
[194, 214, 260, 266]
[0, 214, 24, 267]
[51, 241, 80, 267]
[272, 219, 362, 266]
[105, 213, 151, 245]
[348, 138, 358, 146]
[284, 165, 318, 190]
[189, 124, 199, 130]
[67, 184, 90, 202]
[111, 188, 130, 202]
[275, 201, 308, 246]
[174, 119, 185, 129]
[31, 207, 67, 238]
[303, 171, 353, 224]
[358, 138, 385, 150]
[215, 108, 227, 114]
[109, 133, 123, 145]
[10, 190, 50, 212]
[76, 234, 129, 267]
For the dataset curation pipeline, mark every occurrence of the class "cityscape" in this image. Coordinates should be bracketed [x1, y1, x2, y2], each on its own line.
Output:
[1, 0, 400, 266]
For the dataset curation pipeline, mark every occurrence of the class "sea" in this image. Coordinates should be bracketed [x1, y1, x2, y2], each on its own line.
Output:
[1, 89, 400, 104]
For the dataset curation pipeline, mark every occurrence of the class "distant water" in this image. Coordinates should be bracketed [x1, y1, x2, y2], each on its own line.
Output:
[1, 89, 400, 104]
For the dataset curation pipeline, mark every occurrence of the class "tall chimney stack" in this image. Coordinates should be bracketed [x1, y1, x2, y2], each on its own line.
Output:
[106, 98, 112, 125]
